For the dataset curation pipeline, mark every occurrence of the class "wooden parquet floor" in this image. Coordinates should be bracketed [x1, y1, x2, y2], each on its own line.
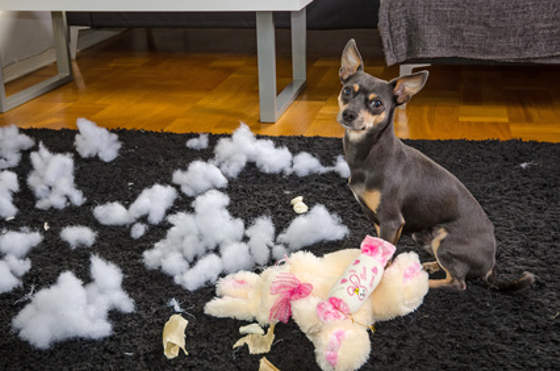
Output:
[1, 28, 560, 142]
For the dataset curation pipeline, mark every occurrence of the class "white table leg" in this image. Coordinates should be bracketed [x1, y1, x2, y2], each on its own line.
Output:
[0, 11, 73, 113]
[256, 8, 307, 123]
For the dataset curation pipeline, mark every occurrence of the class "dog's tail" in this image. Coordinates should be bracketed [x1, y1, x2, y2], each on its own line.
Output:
[484, 270, 535, 292]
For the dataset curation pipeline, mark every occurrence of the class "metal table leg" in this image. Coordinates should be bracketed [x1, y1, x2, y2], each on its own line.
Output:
[0, 11, 73, 113]
[256, 8, 307, 123]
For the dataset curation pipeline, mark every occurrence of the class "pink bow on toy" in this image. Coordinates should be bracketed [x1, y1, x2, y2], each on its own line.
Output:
[269, 272, 313, 323]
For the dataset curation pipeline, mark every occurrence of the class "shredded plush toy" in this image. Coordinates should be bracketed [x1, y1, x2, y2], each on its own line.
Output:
[205, 237, 429, 371]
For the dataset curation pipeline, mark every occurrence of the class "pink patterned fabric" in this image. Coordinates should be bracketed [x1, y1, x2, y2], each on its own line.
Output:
[269, 272, 313, 323]
[360, 235, 396, 266]
[346, 274, 367, 300]
[325, 330, 346, 367]
[316, 297, 350, 322]
[403, 262, 422, 283]
[318, 236, 396, 322]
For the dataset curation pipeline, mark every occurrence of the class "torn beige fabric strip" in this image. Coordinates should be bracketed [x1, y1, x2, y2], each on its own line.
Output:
[162, 314, 189, 359]
[233, 323, 275, 354]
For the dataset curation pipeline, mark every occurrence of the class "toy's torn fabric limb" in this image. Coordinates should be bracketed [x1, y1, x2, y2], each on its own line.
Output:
[233, 323, 275, 354]
[162, 314, 189, 359]
[259, 357, 280, 371]
[239, 323, 265, 336]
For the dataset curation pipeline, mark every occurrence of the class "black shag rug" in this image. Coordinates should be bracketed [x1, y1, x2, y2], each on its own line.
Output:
[1, 129, 559, 370]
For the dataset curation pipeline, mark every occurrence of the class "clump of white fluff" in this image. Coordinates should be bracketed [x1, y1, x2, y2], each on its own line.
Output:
[130, 223, 147, 239]
[74, 118, 122, 162]
[0, 125, 35, 169]
[290, 152, 330, 177]
[143, 190, 246, 291]
[220, 242, 252, 274]
[11, 255, 135, 349]
[0, 230, 42, 293]
[213, 123, 292, 178]
[128, 184, 177, 224]
[245, 215, 275, 266]
[26, 143, 85, 210]
[186, 134, 209, 150]
[0, 256, 31, 293]
[213, 124, 349, 179]
[0, 170, 19, 219]
[332, 155, 350, 178]
[172, 160, 228, 197]
[60, 226, 97, 249]
[93, 201, 133, 226]
[0, 230, 43, 258]
[277, 204, 349, 251]
[94, 184, 177, 228]
[289, 152, 350, 178]
[173, 254, 224, 292]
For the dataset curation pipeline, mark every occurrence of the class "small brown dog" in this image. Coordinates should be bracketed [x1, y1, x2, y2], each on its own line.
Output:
[338, 39, 534, 291]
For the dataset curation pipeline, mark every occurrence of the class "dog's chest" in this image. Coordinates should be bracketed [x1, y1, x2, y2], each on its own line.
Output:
[348, 175, 382, 215]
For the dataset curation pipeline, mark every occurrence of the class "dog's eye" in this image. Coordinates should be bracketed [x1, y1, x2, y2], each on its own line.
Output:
[342, 86, 353, 97]
[370, 98, 383, 109]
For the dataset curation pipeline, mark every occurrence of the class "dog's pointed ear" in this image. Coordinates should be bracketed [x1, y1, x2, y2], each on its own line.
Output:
[390, 71, 429, 105]
[339, 39, 363, 82]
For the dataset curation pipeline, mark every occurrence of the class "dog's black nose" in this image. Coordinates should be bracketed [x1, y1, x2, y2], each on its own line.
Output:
[342, 109, 357, 123]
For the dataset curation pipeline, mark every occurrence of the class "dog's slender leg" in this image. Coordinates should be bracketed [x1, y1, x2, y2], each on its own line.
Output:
[422, 261, 441, 274]
[394, 223, 404, 245]
[379, 218, 405, 245]
[352, 190, 381, 236]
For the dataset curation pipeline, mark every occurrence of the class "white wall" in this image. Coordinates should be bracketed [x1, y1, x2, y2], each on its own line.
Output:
[0, 11, 54, 68]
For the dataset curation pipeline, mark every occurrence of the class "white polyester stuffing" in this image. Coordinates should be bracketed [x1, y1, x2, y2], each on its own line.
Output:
[128, 184, 177, 224]
[172, 160, 228, 197]
[220, 242, 253, 274]
[174, 253, 224, 292]
[245, 216, 275, 266]
[93, 202, 133, 226]
[60, 226, 97, 249]
[0, 256, 31, 293]
[186, 134, 209, 150]
[0, 230, 43, 258]
[333, 155, 351, 178]
[276, 204, 349, 251]
[290, 152, 330, 177]
[27, 143, 85, 210]
[0, 125, 35, 169]
[213, 123, 292, 178]
[142, 190, 245, 290]
[0, 170, 19, 219]
[130, 223, 147, 239]
[74, 118, 122, 162]
[11, 255, 135, 349]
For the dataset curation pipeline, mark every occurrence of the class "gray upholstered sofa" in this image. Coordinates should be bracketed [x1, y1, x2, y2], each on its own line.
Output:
[66, 0, 380, 30]
[67, 0, 560, 72]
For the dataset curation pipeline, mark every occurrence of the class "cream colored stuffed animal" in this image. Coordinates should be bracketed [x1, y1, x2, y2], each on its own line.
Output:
[204, 244, 429, 371]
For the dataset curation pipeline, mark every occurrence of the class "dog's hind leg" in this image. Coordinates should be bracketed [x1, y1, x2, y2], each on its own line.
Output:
[426, 228, 468, 290]
[428, 267, 466, 290]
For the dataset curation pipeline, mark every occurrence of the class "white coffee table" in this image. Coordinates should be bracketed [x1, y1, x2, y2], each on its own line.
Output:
[0, 0, 313, 122]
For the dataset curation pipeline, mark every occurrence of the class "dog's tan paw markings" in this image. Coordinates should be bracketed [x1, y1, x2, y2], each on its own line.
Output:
[422, 261, 440, 274]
